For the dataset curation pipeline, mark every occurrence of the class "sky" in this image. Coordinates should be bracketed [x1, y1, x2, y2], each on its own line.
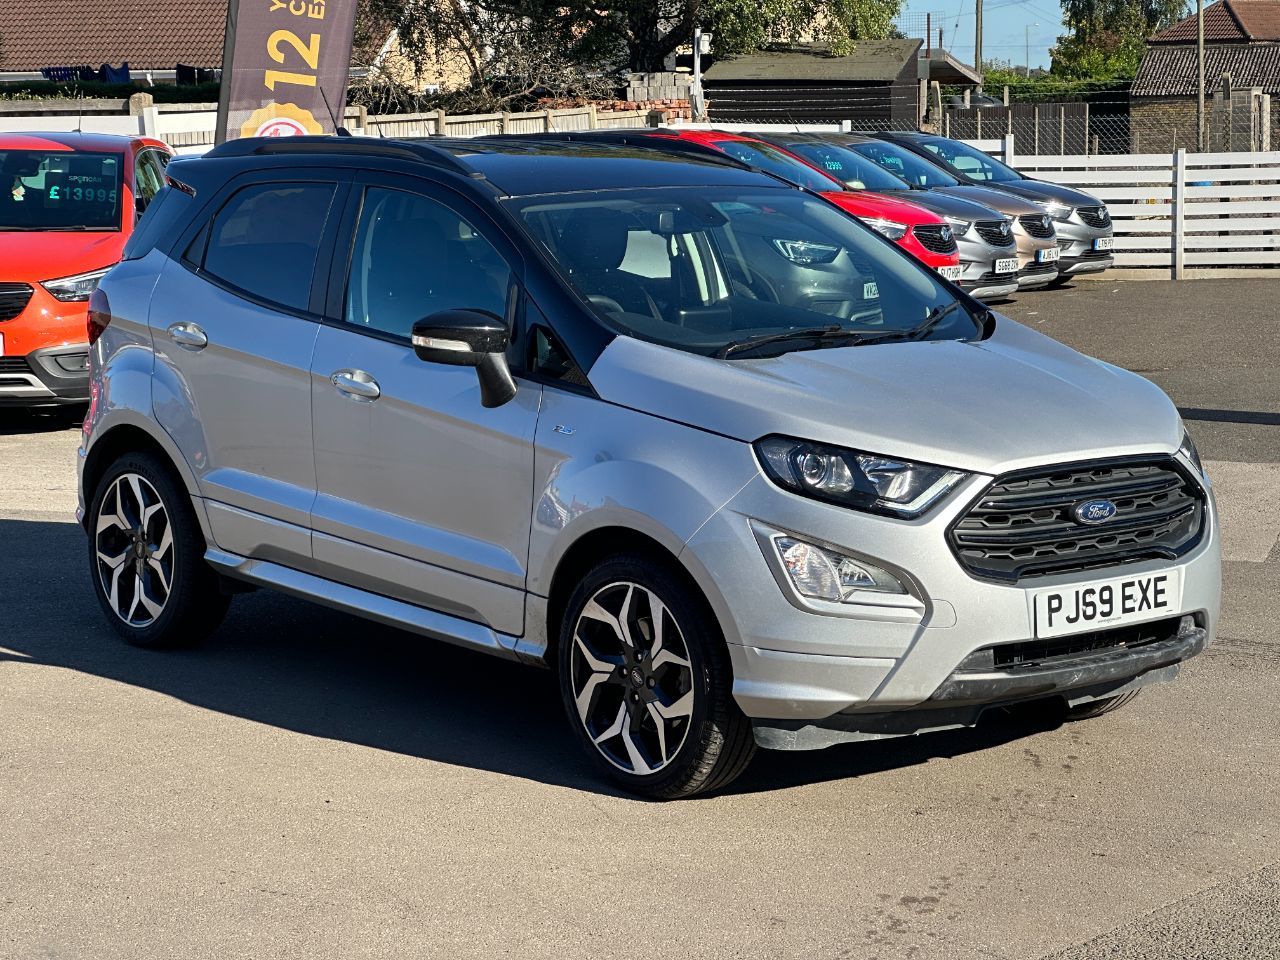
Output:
[899, 0, 1068, 71]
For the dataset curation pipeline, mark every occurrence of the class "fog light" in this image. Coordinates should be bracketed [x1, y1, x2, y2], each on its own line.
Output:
[774, 536, 905, 601]
[53, 352, 89, 373]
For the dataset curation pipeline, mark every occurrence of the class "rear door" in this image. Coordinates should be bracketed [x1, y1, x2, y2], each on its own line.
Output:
[151, 170, 349, 570]
[307, 172, 540, 636]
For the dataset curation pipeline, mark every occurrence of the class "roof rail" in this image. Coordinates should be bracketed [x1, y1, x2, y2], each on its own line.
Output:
[204, 135, 483, 178]
[481, 130, 755, 172]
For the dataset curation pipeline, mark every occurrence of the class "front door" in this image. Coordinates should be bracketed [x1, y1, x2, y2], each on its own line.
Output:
[308, 177, 540, 636]
[151, 174, 346, 569]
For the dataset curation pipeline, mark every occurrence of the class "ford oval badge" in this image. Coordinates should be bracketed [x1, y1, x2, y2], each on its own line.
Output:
[1073, 499, 1119, 525]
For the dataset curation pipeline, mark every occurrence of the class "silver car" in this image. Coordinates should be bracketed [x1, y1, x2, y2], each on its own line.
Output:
[878, 132, 1115, 283]
[79, 136, 1219, 799]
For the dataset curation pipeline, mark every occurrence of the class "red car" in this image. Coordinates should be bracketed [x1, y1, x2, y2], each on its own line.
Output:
[0, 132, 171, 409]
[642, 129, 962, 278]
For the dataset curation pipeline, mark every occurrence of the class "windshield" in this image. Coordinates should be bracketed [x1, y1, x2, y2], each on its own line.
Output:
[774, 140, 911, 193]
[509, 186, 979, 358]
[918, 138, 1023, 183]
[709, 140, 842, 193]
[845, 140, 962, 189]
[0, 150, 123, 231]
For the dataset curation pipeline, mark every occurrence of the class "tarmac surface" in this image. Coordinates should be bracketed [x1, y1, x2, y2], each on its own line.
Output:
[1, 277, 1276, 959]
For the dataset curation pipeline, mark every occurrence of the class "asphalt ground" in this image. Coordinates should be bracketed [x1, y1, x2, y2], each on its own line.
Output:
[1, 277, 1277, 959]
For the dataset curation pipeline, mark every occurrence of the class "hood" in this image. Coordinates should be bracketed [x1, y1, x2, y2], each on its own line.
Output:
[0, 230, 124, 281]
[826, 190, 949, 227]
[981, 179, 1106, 210]
[874, 189, 1008, 223]
[589, 317, 1182, 476]
[935, 185, 1047, 217]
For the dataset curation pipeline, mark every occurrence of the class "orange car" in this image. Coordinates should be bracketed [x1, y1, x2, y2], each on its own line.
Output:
[0, 132, 171, 409]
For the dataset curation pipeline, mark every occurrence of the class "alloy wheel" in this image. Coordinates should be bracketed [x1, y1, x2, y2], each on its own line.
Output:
[570, 581, 696, 775]
[94, 472, 174, 627]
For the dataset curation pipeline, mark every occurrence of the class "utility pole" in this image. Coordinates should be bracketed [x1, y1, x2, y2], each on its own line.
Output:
[692, 26, 706, 122]
[1196, 0, 1206, 150]
[975, 0, 984, 81]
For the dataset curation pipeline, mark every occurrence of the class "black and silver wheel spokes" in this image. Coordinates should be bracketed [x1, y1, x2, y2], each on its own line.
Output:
[571, 582, 694, 775]
[95, 473, 173, 627]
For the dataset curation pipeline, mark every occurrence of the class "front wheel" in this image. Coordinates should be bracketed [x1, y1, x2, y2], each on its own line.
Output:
[557, 556, 755, 799]
[87, 451, 230, 648]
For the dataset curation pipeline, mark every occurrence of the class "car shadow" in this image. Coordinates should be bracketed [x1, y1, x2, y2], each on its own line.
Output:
[0, 407, 82, 436]
[1, 517, 1066, 799]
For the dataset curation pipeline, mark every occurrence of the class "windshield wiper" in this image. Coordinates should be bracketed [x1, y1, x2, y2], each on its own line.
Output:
[714, 324, 871, 359]
[861, 301, 966, 346]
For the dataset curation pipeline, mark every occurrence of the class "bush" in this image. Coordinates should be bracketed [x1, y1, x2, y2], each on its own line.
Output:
[0, 81, 222, 103]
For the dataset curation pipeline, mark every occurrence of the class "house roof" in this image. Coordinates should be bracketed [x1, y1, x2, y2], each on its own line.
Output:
[0, 0, 392, 73]
[0, 0, 225, 71]
[703, 40, 923, 84]
[1150, 0, 1280, 43]
[1132, 41, 1280, 95]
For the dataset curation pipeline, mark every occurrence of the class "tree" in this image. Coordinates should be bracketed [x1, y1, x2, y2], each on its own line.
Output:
[1050, 0, 1186, 78]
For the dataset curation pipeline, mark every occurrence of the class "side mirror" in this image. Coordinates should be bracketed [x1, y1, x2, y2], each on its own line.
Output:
[411, 308, 517, 408]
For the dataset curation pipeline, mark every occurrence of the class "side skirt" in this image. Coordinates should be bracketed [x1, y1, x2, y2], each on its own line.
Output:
[205, 547, 525, 662]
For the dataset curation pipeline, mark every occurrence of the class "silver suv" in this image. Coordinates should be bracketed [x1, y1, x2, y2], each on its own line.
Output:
[79, 136, 1220, 798]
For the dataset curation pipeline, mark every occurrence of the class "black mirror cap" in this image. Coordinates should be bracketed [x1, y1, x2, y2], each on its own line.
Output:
[411, 308, 508, 367]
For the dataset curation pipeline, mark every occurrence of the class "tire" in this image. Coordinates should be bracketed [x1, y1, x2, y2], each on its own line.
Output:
[557, 555, 755, 799]
[1064, 689, 1141, 720]
[87, 450, 230, 648]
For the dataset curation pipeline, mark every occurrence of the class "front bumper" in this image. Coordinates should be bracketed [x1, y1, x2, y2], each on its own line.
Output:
[0, 344, 90, 405]
[1056, 217, 1114, 276]
[682, 457, 1220, 733]
[955, 236, 1019, 300]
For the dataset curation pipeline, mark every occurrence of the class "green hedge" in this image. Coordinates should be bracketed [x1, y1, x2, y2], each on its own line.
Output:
[0, 81, 222, 103]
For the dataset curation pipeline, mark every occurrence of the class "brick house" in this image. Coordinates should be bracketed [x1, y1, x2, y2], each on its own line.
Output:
[1131, 0, 1280, 150]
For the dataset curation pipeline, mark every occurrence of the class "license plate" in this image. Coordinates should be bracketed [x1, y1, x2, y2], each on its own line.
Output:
[937, 265, 963, 280]
[1094, 236, 1115, 251]
[1036, 246, 1060, 263]
[994, 257, 1019, 275]
[1032, 569, 1183, 639]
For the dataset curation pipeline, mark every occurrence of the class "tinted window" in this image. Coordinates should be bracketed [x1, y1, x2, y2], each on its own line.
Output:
[848, 141, 961, 189]
[345, 187, 512, 339]
[0, 149, 123, 231]
[712, 140, 840, 193]
[920, 138, 1023, 183]
[121, 184, 190, 260]
[134, 150, 166, 210]
[780, 141, 910, 192]
[202, 182, 336, 311]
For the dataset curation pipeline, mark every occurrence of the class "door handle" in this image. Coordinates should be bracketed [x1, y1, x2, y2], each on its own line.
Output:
[167, 322, 208, 350]
[331, 369, 381, 402]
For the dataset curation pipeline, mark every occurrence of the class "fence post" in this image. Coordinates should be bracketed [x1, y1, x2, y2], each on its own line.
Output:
[1033, 105, 1039, 153]
[976, 111, 982, 138]
[588, 103, 598, 129]
[435, 108, 447, 135]
[931, 81, 942, 123]
[1171, 148, 1187, 280]
[944, 112, 950, 137]
[1059, 109, 1065, 153]
[544, 108, 555, 132]
[1002, 85, 1009, 106]
[1001, 133, 1016, 167]
[500, 111, 510, 133]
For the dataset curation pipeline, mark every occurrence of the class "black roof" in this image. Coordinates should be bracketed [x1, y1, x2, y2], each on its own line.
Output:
[205, 134, 780, 197]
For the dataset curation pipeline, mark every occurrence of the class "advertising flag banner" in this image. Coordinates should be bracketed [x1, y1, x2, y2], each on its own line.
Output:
[215, 0, 359, 143]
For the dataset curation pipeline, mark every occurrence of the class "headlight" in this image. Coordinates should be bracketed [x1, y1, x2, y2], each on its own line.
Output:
[771, 239, 841, 265]
[774, 536, 906, 599]
[42, 267, 111, 302]
[1038, 200, 1074, 222]
[945, 216, 972, 237]
[1178, 430, 1206, 479]
[863, 218, 907, 241]
[755, 435, 967, 517]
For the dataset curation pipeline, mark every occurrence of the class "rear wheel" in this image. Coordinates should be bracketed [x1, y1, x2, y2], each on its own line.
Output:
[88, 451, 230, 648]
[557, 555, 755, 799]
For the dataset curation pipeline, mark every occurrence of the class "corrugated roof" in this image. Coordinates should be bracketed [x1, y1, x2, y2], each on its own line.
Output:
[1132, 41, 1280, 94]
[1150, 0, 1280, 43]
[704, 40, 922, 84]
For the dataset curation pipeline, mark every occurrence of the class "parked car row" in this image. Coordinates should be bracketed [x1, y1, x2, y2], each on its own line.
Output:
[72, 132, 1216, 799]
[0, 127, 1112, 414]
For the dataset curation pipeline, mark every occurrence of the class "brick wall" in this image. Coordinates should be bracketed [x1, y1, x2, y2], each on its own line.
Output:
[1129, 98, 1201, 152]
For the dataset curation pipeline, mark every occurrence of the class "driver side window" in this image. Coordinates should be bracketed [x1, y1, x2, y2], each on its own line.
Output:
[344, 186, 512, 339]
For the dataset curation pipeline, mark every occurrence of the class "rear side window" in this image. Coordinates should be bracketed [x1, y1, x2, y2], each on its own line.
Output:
[122, 185, 189, 260]
[200, 182, 336, 312]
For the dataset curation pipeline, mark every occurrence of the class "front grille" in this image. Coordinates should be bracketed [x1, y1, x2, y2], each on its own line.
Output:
[990, 616, 1181, 669]
[1020, 261, 1057, 276]
[1078, 206, 1110, 228]
[948, 458, 1206, 582]
[974, 220, 1015, 247]
[0, 282, 34, 321]
[1018, 214, 1055, 239]
[912, 224, 958, 255]
[0, 356, 31, 373]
